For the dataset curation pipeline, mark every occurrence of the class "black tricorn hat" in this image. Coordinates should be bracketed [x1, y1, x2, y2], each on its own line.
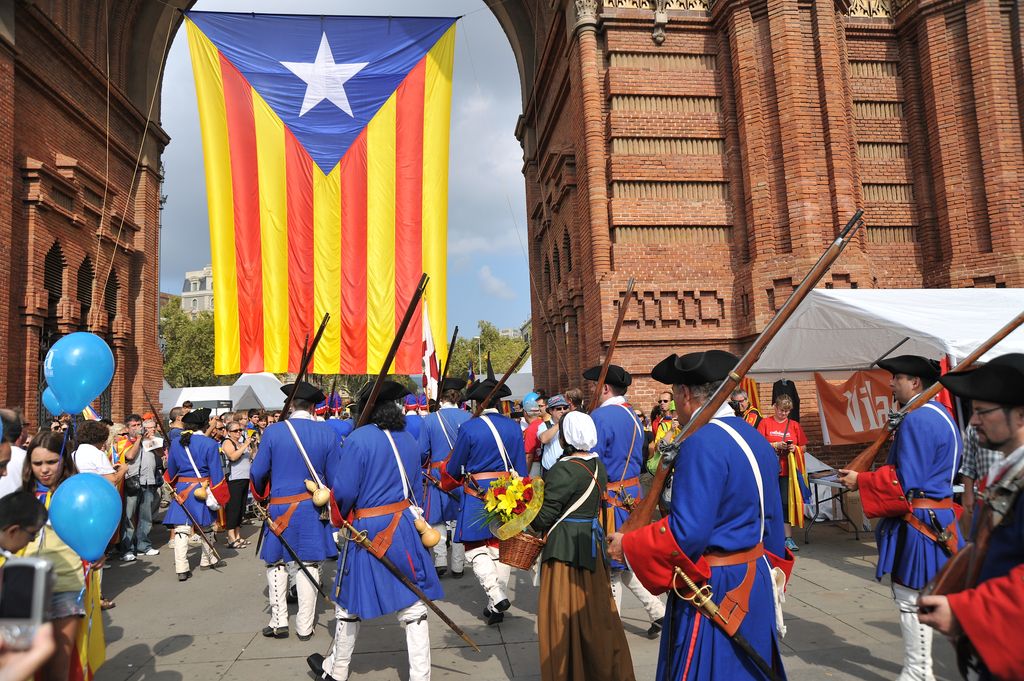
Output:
[355, 380, 411, 414]
[939, 353, 1024, 406]
[582, 364, 632, 389]
[439, 377, 467, 392]
[280, 380, 326, 405]
[466, 379, 510, 403]
[181, 408, 211, 429]
[651, 350, 738, 385]
[877, 355, 941, 383]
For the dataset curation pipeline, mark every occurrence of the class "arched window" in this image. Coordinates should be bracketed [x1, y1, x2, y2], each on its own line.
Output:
[43, 242, 66, 319]
[543, 257, 551, 291]
[104, 270, 119, 327]
[77, 257, 94, 329]
[563, 231, 572, 272]
[191, 298, 198, 312]
[552, 245, 561, 283]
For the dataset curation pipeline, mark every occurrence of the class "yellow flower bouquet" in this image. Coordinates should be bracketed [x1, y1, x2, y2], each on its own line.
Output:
[480, 473, 544, 540]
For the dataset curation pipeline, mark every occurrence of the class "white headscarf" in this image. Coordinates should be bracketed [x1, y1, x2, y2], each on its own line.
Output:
[560, 411, 598, 453]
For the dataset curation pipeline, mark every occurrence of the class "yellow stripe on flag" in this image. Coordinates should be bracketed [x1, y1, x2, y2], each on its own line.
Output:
[252, 91, 289, 372]
[366, 92, 398, 370]
[422, 25, 455, 367]
[186, 19, 240, 375]
[312, 165, 342, 373]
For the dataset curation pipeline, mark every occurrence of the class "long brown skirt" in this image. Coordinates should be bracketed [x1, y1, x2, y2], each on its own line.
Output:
[538, 557, 636, 681]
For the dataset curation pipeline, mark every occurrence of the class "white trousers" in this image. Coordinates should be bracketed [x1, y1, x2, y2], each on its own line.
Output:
[611, 568, 666, 623]
[465, 544, 511, 611]
[323, 601, 431, 681]
[173, 525, 215, 574]
[267, 563, 320, 634]
[431, 521, 465, 572]
[893, 583, 935, 681]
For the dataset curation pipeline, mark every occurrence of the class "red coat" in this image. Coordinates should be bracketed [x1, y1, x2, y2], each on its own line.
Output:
[948, 563, 1024, 680]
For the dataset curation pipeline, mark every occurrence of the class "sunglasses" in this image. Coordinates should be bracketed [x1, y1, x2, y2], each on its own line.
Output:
[658, 399, 670, 403]
[227, 429, 241, 433]
[550, 406, 569, 412]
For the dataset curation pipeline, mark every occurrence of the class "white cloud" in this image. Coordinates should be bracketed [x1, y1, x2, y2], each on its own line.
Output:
[478, 265, 516, 300]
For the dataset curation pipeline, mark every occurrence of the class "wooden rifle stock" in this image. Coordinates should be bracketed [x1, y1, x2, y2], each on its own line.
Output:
[142, 388, 172, 445]
[356, 274, 429, 427]
[621, 210, 865, 534]
[282, 313, 331, 416]
[845, 310, 1024, 473]
[474, 345, 531, 416]
[589, 278, 636, 412]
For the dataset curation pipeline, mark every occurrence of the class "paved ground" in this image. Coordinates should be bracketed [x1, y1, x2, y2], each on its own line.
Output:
[94, 520, 960, 680]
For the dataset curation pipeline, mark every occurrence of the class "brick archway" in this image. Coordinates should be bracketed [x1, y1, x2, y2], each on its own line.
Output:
[1, 0, 1022, 426]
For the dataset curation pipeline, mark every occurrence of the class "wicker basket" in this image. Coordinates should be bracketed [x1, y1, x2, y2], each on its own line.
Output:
[498, 532, 545, 570]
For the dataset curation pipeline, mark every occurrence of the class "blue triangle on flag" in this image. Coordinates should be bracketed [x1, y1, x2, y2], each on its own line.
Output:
[187, 12, 457, 175]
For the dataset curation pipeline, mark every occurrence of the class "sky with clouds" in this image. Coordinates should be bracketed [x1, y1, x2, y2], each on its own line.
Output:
[159, 0, 532, 336]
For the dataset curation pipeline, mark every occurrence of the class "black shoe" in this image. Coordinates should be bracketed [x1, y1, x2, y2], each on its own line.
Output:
[286, 585, 298, 604]
[435, 566, 447, 577]
[483, 608, 504, 626]
[297, 631, 313, 642]
[450, 570, 464, 579]
[200, 560, 227, 570]
[494, 598, 511, 612]
[177, 571, 192, 582]
[262, 626, 288, 639]
[647, 617, 664, 639]
[306, 653, 338, 681]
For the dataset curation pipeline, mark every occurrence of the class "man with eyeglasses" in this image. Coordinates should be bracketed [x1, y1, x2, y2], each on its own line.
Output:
[917, 353, 1024, 680]
[651, 392, 672, 434]
[537, 394, 571, 475]
[838, 355, 963, 681]
[730, 388, 763, 428]
[584, 363, 666, 638]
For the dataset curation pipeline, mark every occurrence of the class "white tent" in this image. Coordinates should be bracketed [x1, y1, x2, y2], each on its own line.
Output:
[233, 373, 286, 410]
[159, 384, 264, 414]
[750, 289, 1024, 380]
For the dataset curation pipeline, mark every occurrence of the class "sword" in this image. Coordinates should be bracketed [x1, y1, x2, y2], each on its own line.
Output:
[253, 502, 329, 600]
[339, 515, 480, 652]
[423, 471, 459, 502]
[334, 531, 351, 600]
[162, 481, 222, 564]
[673, 567, 783, 681]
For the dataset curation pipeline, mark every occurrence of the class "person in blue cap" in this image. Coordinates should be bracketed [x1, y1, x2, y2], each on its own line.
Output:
[251, 380, 341, 641]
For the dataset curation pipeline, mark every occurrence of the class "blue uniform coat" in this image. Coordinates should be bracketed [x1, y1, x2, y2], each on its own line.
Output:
[332, 425, 443, 620]
[250, 418, 341, 564]
[418, 407, 470, 524]
[445, 412, 527, 543]
[592, 398, 646, 568]
[164, 433, 227, 528]
[623, 414, 788, 681]
[874, 400, 963, 588]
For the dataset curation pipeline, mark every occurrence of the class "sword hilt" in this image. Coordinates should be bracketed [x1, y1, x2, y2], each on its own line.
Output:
[673, 567, 719, 619]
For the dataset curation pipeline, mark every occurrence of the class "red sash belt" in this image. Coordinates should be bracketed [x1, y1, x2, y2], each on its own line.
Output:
[266, 492, 313, 537]
[904, 498, 959, 556]
[353, 500, 412, 557]
[704, 542, 764, 636]
[174, 476, 209, 505]
[462, 471, 505, 499]
[604, 476, 640, 509]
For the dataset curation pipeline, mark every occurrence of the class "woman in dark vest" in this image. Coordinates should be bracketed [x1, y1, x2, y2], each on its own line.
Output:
[531, 410, 635, 681]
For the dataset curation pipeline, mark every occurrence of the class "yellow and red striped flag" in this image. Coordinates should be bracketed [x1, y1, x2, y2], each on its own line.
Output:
[185, 12, 455, 375]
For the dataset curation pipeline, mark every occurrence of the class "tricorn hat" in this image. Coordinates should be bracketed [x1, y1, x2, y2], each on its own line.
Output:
[181, 407, 211, 429]
[466, 379, 510, 403]
[651, 350, 738, 385]
[939, 353, 1024, 406]
[439, 377, 467, 392]
[355, 380, 411, 415]
[582, 364, 632, 389]
[877, 355, 941, 383]
[280, 380, 326, 405]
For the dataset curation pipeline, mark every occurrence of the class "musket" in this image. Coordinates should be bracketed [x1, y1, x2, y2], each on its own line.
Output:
[622, 210, 865, 533]
[327, 376, 339, 417]
[672, 568, 783, 681]
[161, 480, 222, 564]
[338, 515, 480, 652]
[141, 388, 172, 445]
[356, 274, 429, 427]
[252, 503, 329, 599]
[423, 471, 459, 501]
[435, 326, 460, 405]
[282, 313, 331, 416]
[588, 277, 636, 412]
[843, 310, 1024, 473]
[473, 345, 531, 416]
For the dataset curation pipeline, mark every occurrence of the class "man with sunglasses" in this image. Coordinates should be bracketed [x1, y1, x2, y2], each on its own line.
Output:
[838, 355, 963, 681]
[585, 364, 666, 638]
[537, 394, 571, 475]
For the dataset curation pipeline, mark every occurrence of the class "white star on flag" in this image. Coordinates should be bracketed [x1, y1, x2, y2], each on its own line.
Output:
[281, 33, 367, 117]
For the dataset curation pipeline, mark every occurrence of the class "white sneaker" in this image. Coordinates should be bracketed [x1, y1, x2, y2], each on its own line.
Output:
[143, 548, 160, 557]
[121, 553, 137, 562]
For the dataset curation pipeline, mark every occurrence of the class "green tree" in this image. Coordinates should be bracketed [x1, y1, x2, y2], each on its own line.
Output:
[445, 321, 528, 383]
[160, 299, 235, 387]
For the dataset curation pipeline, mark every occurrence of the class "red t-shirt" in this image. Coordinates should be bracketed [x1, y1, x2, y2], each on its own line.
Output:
[523, 418, 544, 464]
[757, 416, 807, 477]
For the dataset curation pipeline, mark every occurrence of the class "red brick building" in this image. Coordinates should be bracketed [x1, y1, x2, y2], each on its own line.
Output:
[0, 0, 1021, 430]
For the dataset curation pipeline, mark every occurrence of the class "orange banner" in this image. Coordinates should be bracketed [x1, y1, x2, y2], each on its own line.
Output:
[814, 370, 894, 445]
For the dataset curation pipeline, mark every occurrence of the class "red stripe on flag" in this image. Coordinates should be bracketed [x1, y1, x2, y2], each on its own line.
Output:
[219, 55, 264, 372]
[340, 131, 368, 374]
[394, 59, 427, 373]
[285, 130, 315, 372]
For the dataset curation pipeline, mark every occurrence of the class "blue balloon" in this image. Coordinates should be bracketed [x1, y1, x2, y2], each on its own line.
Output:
[44, 333, 115, 413]
[42, 387, 64, 417]
[48, 473, 121, 562]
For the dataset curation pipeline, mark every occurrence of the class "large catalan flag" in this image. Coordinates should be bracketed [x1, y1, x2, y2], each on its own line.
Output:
[185, 12, 456, 375]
